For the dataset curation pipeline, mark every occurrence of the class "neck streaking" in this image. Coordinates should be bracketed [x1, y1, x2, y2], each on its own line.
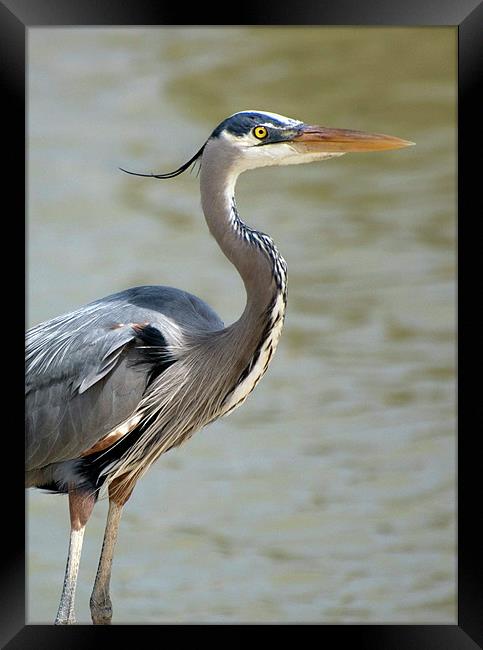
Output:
[199, 142, 288, 415]
[229, 195, 288, 298]
[199, 141, 287, 307]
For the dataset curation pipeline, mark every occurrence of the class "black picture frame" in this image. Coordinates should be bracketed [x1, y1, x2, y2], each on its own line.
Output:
[2, 0, 480, 646]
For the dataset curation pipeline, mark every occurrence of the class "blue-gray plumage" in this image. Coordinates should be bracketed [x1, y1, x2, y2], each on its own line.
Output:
[26, 110, 413, 624]
[26, 286, 223, 482]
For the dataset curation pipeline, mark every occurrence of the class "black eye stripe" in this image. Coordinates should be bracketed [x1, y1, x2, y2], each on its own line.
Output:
[211, 112, 297, 138]
[210, 112, 303, 142]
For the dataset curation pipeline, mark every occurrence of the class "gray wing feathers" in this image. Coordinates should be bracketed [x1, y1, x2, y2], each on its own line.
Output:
[26, 285, 224, 472]
[74, 331, 136, 395]
[26, 322, 142, 470]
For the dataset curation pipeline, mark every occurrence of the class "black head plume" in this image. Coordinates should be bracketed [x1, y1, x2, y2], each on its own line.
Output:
[119, 144, 205, 180]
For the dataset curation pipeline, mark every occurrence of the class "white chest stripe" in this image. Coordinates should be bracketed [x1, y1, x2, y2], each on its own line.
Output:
[222, 293, 286, 415]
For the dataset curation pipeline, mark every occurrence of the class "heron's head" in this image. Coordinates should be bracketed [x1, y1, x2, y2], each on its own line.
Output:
[203, 110, 414, 174]
[121, 110, 413, 181]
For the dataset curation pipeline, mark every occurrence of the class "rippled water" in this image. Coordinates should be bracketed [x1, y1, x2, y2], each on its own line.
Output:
[27, 27, 456, 623]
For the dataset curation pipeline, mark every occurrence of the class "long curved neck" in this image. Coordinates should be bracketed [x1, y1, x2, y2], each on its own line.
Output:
[198, 142, 288, 415]
[199, 144, 287, 321]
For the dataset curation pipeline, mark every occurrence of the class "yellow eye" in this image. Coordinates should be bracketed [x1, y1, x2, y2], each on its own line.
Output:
[253, 126, 268, 140]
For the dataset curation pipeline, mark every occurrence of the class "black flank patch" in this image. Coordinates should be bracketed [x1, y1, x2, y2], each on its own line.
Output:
[131, 323, 177, 387]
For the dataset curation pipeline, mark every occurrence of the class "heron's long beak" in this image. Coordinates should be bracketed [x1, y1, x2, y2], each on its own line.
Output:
[291, 125, 415, 152]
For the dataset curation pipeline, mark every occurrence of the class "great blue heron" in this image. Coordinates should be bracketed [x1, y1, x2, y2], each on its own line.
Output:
[26, 110, 413, 624]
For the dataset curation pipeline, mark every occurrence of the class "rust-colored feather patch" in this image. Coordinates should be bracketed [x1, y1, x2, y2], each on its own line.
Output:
[80, 414, 142, 457]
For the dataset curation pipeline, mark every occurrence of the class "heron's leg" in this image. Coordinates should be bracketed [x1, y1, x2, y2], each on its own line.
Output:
[89, 498, 122, 625]
[89, 477, 135, 625]
[55, 487, 96, 625]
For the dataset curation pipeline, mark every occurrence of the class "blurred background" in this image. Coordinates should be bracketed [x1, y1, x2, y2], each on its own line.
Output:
[27, 27, 456, 624]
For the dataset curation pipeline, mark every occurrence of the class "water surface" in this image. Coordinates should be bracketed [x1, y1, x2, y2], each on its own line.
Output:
[27, 27, 456, 624]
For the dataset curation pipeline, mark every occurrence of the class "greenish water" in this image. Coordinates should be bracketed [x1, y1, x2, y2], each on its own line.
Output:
[27, 27, 456, 624]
